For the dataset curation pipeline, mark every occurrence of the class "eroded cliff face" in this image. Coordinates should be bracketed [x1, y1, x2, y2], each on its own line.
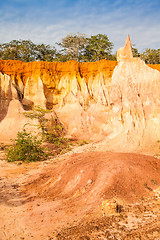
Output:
[0, 59, 117, 109]
[0, 57, 159, 112]
[0, 39, 160, 151]
[0, 72, 19, 121]
[97, 35, 160, 152]
[0, 59, 118, 141]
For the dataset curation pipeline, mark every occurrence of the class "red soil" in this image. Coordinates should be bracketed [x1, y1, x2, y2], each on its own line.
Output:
[21, 151, 160, 237]
[24, 151, 160, 203]
[1, 150, 160, 239]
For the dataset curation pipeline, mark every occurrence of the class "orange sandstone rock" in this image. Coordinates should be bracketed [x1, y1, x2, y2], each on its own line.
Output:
[97, 35, 160, 153]
[0, 59, 117, 142]
[0, 59, 159, 87]
[0, 59, 117, 84]
[0, 99, 39, 143]
[117, 34, 133, 61]
[0, 59, 117, 108]
[0, 45, 160, 146]
[148, 64, 160, 72]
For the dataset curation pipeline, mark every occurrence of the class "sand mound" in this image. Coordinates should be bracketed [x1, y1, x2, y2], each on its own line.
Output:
[24, 151, 160, 204]
[1, 151, 160, 239]
[21, 151, 160, 238]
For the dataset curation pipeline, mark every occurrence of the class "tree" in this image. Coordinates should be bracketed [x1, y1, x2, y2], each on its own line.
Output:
[0, 35, 114, 62]
[35, 43, 56, 62]
[140, 48, 160, 64]
[83, 34, 113, 61]
[132, 46, 140, 57]
[0, 40, 57, 62]
[54, 52, 71, 62]
[56, 33, 88, 61]
[0, 40, 37, 62]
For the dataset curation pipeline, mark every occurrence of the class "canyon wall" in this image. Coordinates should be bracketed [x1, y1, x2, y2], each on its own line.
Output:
[0, 59, 118, 142]
[0, 58, 159, 111]
[97, 36, 160, 153]
[0, 59, 117, 108]
[0, 37, 160, 153]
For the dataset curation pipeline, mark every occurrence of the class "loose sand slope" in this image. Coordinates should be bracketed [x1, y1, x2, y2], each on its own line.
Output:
[1, 150, 160, 239]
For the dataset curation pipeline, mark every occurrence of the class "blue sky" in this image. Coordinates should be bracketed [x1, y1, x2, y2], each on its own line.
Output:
[0, 0, 160, 53]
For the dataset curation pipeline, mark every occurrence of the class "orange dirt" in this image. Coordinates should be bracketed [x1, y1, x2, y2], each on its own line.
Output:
[148, 64, 160, 72]
[0, 59, 117, 86]
[0, 59, 159, 88]
[1, 150, 160, 239]
[24, 151, 160, 203]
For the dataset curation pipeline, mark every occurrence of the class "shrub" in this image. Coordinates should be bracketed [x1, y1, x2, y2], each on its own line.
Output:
[0, 143, 6, 150]
[6, 128, 47, 162]
[22, 106, 90, 156]
[24, 106, 66, 144]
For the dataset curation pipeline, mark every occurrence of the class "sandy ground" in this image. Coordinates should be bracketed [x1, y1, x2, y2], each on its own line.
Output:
[1, 149, 160, 239]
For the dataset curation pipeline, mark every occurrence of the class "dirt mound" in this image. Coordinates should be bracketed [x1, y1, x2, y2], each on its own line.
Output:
[21, 151, 160, 238]
[1, 151, 160, 239]
[24, 152, 160, 204]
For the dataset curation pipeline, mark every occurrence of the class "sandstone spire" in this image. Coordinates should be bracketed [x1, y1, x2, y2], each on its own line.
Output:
[125, 35, 132, 53]
[117, 34, 133, 61]
[107, 35, 160, 152]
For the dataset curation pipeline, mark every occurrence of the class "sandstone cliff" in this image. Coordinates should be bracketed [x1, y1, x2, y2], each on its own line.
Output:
[0, 59, 117, 109]
[97, 35, 160, 153]
[0, 38, 160, 152]
[0, 59, 117, 141]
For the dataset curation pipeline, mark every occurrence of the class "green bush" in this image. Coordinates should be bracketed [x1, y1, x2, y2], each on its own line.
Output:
[24, 106, 66, 144]
[6, 129, 48, 162]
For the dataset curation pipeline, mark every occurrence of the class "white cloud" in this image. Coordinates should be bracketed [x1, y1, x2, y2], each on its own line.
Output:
[0, 0, 159, 53]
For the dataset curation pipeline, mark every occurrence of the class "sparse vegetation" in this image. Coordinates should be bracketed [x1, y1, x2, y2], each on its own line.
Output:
[0, 143, 6, 151]
[6, 128, 47, 162]
[23, 106, 77, 156]
[5, 107, 91, 162]
[78, 140, 90, 146]
[23, 106, 67, 145]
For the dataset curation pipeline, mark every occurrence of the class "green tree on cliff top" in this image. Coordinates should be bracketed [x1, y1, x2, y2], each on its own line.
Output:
[0, 40, 56, 62]
[56, 33, 88, 62]
[140, 48, 160, 64]
[84, 34, 113, 61]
